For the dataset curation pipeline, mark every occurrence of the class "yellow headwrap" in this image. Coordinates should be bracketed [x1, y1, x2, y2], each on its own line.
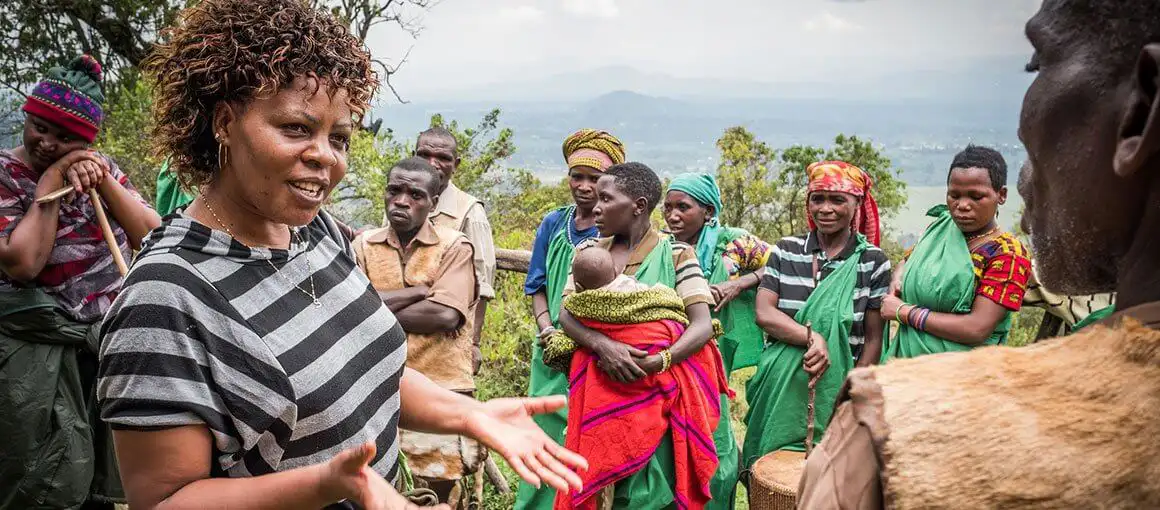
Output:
[562, 129, 626, 172]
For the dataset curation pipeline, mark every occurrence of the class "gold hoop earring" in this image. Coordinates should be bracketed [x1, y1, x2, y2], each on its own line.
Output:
[217, 139, 229, 171]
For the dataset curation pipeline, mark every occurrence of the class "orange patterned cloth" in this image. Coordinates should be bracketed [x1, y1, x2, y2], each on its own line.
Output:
[806, 161, 881, 246]
[970, 232, 1032, 311]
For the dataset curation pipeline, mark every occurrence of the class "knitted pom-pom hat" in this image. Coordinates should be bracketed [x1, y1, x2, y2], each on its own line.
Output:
[22, 55, 106, 143]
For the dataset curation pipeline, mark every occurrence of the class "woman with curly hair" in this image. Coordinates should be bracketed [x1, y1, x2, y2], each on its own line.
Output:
[1, 55, 159, 509]
[96, 1, 586, 509]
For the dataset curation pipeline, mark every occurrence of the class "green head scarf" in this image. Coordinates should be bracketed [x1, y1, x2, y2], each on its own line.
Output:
[667, 172, 725, 273]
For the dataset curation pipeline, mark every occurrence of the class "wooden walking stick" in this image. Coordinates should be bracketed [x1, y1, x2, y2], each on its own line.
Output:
[35, 185, 74, 204]
[39, 186, 129, 276]
[804, 321, 818, 459]
[89, 189, 129, 276]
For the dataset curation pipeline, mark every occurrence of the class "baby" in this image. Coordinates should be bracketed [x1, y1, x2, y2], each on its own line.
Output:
[571, 247, 650, 293]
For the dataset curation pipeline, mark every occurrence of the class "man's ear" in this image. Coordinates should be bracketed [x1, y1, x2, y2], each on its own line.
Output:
[998, 186, 1008, 205]
[1114, 44, 1160, 178]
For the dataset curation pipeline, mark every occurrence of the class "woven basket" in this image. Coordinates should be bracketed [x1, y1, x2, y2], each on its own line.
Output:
[748, 450, 807, 510]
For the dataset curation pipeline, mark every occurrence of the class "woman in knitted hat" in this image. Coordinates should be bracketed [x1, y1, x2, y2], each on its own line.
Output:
[0, 55, 160, 509]
[515, 128, 625, 510]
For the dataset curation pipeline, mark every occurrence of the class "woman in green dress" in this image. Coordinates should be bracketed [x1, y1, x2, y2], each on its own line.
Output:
[743, 161, 890, 474]
[516, 128, 626, 510]
[663, 173, 772, 509]
[558, 162, 718, 509]
[879, 145, 1032, 358]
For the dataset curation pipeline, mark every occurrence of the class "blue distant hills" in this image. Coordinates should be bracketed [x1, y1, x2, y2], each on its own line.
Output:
[372, 55, 1034, 188]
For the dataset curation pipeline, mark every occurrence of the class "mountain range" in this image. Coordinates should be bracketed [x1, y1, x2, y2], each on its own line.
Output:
[371, 56, 1034, 188]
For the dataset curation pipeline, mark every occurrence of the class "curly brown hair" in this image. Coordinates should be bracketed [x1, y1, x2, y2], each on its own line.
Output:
[144, 0, 379, 189]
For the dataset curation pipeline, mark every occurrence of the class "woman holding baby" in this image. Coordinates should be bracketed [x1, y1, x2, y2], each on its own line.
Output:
[554, 162, 728, 509]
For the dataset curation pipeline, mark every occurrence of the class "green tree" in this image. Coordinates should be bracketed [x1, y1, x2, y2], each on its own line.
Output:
[94, 79, 163, 202]
[1, 0, 434, 103]
[715, 126, 780, 238]
[331, 127, 409, 226]
[335, 109, 531, 228]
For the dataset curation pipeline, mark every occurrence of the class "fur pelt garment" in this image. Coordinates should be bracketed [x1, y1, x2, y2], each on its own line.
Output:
[846, 319, 1160, 509]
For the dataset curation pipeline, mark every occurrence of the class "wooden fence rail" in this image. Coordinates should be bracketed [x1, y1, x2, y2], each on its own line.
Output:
[497, 248, 531, 274]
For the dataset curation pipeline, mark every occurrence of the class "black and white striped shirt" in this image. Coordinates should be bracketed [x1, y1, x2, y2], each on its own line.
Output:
[97, 211, 407, 480]
[758, 232, 891, 360]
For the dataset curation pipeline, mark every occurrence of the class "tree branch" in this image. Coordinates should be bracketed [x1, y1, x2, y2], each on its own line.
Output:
[50, 0, 151, 66]
[66, 12, 94, 54]
[373, 45, 413, 104]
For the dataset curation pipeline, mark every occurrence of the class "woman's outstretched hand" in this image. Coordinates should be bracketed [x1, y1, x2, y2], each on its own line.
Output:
[323, 443, 450, 510]
[467, 396, 588, 495]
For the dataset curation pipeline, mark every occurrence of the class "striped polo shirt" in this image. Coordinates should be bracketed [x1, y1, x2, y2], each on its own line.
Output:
[758, 232, 891, 360]
[97, 210, 407, 481]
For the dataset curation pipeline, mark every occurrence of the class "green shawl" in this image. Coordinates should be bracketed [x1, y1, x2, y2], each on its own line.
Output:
[882, 205, 1010, 361]
[704, 227, 763, 375]
[516, 206, 582, 510]
[155, 159, 194, 216]
[742, 234, 868, 471]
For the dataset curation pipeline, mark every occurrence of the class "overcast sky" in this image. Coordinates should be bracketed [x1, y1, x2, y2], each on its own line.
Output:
[370, 0, 1043, 102]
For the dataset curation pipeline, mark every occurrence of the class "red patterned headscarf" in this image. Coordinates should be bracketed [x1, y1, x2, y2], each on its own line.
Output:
[806, 161, 881, 246]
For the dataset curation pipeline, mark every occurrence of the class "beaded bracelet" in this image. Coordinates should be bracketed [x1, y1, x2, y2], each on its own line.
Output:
[660, 349, 673, 372]
[907, 307, 928, 330]
[917, 308, 932, 331]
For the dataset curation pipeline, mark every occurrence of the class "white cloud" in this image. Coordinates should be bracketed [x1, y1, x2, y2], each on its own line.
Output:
[560, 0, 620, 18]
[804, 12, 861, 32]
[370, 0, 1038, 100]
[497, 5, 547, 23]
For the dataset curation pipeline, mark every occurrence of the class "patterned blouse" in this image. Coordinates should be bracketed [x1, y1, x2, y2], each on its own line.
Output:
[970, 232, 1032, 312]
[719, 233, 773, 279]
[0, 149, 148, 322]
[902, 230, 1032, 312]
